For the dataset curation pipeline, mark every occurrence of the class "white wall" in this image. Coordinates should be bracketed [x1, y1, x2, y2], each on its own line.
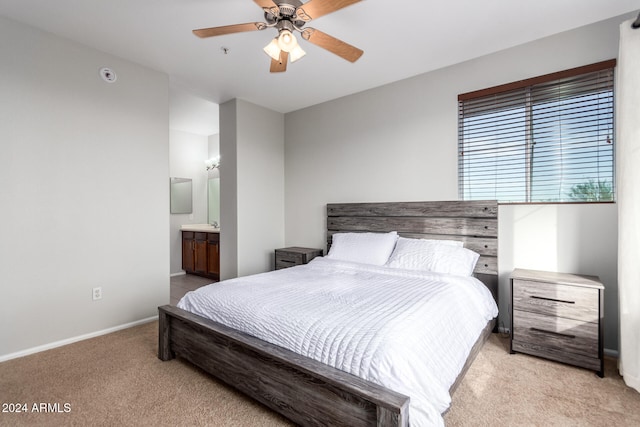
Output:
[208, 133, 220, 160]
[220, 99, 285, 279]
[499, 203, 617, 342]
[219, 100, 239, 279]
[208, 134, 221, 226]
[0, 17, 170, 358]
[169, 130, 209, 275]
[284, 14, 629, 352]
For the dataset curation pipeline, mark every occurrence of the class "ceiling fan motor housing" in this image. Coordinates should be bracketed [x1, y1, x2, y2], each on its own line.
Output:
[278, 4, 297, 17]
[265, 2, 306, 29]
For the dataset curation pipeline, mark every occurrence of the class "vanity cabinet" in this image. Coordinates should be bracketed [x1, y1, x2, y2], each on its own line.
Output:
[207, 232, 220, 278]
[182, 231, 219, 280]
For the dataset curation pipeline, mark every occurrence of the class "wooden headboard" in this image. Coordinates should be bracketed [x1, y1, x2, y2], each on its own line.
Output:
[326, 200, 499, 304]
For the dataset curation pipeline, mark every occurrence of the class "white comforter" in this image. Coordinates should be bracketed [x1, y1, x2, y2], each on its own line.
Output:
[178, 257, 498, 426]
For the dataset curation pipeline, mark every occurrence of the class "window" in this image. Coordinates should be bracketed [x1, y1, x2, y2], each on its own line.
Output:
[458, 60, 615, 203]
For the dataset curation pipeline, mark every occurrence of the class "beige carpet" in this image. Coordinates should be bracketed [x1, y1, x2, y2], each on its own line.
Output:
[1, 322, 638, 426]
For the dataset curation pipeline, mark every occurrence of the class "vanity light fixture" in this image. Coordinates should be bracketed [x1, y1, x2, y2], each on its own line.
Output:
[205, 157, 220, 171]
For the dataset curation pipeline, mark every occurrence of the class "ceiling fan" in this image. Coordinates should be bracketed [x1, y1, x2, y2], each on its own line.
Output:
[192, 0, 364, 73]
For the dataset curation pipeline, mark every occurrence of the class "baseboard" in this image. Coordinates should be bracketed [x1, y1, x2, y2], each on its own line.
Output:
[619, 367, 640, 390]
[170, 271, 186, 277]
[0, 316, 158, 363]
[498, 325, 510, 335]
[604, 348, 619, 358]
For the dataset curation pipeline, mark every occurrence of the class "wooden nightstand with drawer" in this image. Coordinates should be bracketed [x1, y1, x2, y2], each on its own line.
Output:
[510, 268, 604, 377]
[275, 247, 323, 270]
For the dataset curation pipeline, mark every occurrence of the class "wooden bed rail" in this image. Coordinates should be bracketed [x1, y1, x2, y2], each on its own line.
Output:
[159, 304, 410, 426]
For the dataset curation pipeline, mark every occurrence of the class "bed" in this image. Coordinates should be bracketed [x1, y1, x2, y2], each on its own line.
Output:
[158, 200, 498, 426]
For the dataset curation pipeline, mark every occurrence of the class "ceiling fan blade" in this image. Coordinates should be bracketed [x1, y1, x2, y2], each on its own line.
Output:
[254, 0, 278, 9]
[254, 0, 279, 15]
[301, 28, 363, 62]
[270, 51, 288, 73]
[193, 22, 266, 38]
[296, 0, 362, 21]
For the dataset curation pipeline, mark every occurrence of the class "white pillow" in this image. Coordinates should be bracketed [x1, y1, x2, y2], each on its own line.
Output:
[327, 231, 398, 265]
[385, 238, 479, 276]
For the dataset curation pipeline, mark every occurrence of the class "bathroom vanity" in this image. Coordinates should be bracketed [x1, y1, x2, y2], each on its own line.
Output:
[181, 225, 220, 281]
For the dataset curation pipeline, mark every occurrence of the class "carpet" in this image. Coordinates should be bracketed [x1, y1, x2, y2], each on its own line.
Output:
[1, 321, 639, 426]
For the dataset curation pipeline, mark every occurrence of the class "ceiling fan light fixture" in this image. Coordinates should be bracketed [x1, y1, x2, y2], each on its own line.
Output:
[263, 38, 281, 61]
[277, 29, 298, 52]
[289, 44, 306, 63]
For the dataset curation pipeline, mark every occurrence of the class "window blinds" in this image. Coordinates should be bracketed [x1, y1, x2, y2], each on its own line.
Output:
[458, 60, 615, 203]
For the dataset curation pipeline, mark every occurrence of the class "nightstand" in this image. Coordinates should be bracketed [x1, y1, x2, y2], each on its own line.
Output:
[275, 247, 323, 270]
[510, 268, 604, 377]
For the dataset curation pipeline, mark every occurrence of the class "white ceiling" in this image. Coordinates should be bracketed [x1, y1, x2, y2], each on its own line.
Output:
[1, 1, 638, 122]
[169, 86, 220, 136]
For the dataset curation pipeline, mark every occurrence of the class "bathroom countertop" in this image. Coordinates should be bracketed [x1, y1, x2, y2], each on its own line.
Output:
[180, 224, 220, 233]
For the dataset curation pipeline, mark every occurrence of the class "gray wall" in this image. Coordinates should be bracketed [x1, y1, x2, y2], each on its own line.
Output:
[220, 99, 285, 279]
[0, 17, 170, 358]
[284, 14, 630, 352]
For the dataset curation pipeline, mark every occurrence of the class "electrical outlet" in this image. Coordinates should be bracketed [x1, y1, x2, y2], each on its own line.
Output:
[92, 287, 102, 301]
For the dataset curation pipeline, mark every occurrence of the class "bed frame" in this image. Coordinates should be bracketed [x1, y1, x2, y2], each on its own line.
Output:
[158, 200, 498, 426]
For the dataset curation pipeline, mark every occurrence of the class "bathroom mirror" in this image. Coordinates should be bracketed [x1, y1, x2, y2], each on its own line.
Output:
[208, 177, 220, 225]
[170, 177, 192, 214]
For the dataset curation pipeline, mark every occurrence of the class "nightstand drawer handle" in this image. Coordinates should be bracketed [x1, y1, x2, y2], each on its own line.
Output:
[280, 259, 296, 264]
[530, 327, 576, 339]
[530, 295, 575, 304]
